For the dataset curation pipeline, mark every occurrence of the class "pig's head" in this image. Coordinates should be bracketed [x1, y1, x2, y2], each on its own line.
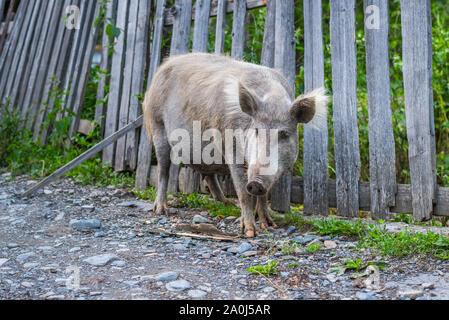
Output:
[238, 83, 330, 197]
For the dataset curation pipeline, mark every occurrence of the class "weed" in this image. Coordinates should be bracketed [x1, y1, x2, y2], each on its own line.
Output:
[247, 260, 279, 275]
[305, 243, 322, 253]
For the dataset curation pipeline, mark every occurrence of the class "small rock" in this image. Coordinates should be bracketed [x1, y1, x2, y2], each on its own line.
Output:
[68, 247, 81, 253]
[324, 241, 337, 249]
[236, 242, 252, 254]
[0, 258, 8, 267]
[111, 260, 126, 267]
[23, 262, 40, 269]
[355, 292, 377, 300]
[83, 253, 118, 267]
[166, 280, 191, 292]
[262, 287, 276, 293]
[286, 226, 296, 235]
[291, 235, 318, 245]
[7, 243, 19, 249]
[21, 281, 34, 288]
[172, 244, 187, 251]
[188, 289, 207, 298]
[398, 290, 424, 299]
[16, 252, 37, 263]
[421, 283, 434, 290]
[240, 251, 257, 257]
[156, 271, 179, 282]
[69, 219, 101, 230]
[192, 215, 210, 224]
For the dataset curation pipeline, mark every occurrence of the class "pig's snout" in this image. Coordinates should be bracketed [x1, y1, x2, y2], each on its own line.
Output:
[246, 180, 267, 196]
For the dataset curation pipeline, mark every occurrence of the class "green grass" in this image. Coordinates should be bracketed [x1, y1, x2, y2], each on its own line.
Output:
[305, 243, 322, 253]
[247, 260, 279, 275]
[178, 192, 241, 218]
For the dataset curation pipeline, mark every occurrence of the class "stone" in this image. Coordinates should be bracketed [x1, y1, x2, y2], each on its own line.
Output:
[192, 215, 210, 224]
[0, 258, 8, 267]
[236, 242, 252, 254]
[111, 260, 127, 267]
[16, 252, 37, 263]
[166, 280, 191, 292]
[83, 254, 118, 266]
[23, 262, 40, 269]
[356, 292, 377, 300]
[68, 247, 81, 253]
[156, 271, 179, 282]
[292, 235, 318, 245]
[421, 283, 435, 290]
[262, 286, 276, 293]
[69, 219, 101, 230]
[7, 243, 19, 249]
[398, 290, 424, 299]
[286, 226, 296, 235]
[324, 241, 337, 249]
[172, 244, 187, 251]
[188, 289, 207, 298]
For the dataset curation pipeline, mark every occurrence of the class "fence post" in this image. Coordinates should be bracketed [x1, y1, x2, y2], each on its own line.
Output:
[260, 0, 275, 68]
[103, 0, 129, 166]
[167, 0, 192, 194]
[401, 0, 436, 221]
[214, 0, 227, 53]
[0, 0, 27, 103]
[193, 0, 211, 52]
[96, 0, 117, 137]
[135, 0, 166, 191]
[330, 0, 360, 218]
[231, 0, 246, 60]
[364, 0, 396, 219]
[271, 0, 295, 213]
[303, 0, 328, 216]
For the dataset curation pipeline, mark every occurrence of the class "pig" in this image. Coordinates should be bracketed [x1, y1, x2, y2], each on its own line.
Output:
[142, 53, 329, 238]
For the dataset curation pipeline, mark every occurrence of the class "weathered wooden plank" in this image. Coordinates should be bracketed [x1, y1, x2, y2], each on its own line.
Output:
[400, 0, 436, 222]
[115, 0, 140, 172]
[103, 0, 129, 166]
[95, 0, 117, 136]
[231, 0, 246, 60]
[31, 1, 67, 140]
[302, 0, 328, 216]
[21, 0, 58, 130]
[135, 0, 166, 191]
[330, 0, 360, 218]
[192, 0, 211, 52]
[21, 116, 144, 199]
[167, 0, 192, 194]
[0, 0, 26, 103]
[16, 0, 50, 116]
[364, 0, 396, 219]
[7, 0, 43, 110]
[260, 0, 275, 68]
[65, 1, 101, 146]
[214, 0, 227, 53]
[0, 0, 16, 57]
[270, 0, 295, 213]
[40, 0, 80, 141]
[2, 0, 36, 104]
[125, 0, 152, 171]
[0, 0, 6, 23]
[165, 0, 266, 26]
[178, 167, 201, 194]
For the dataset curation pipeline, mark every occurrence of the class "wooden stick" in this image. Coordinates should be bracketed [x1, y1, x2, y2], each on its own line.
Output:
[20, 116, 144, 198]
[146, 228, 239, 242]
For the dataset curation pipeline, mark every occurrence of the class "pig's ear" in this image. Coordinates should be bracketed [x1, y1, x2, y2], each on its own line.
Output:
[239, 82, 258, 116]
[290, 96, 316, 124]
[290, 87, 329, 130]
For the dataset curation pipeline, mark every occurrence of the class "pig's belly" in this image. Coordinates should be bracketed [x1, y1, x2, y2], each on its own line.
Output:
[186, 164, 230, 176]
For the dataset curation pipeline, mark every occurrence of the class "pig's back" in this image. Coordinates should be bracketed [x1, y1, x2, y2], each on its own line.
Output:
[147, 53, 293, 129]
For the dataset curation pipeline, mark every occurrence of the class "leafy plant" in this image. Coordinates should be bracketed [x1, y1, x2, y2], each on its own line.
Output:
[248, 260, 279, 275]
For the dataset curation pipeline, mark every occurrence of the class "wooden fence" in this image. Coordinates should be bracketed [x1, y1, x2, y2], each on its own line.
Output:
[1, 0, 449, 221]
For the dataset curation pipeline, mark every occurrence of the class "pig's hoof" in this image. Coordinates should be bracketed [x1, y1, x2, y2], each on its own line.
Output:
[154, 203, 169, 216]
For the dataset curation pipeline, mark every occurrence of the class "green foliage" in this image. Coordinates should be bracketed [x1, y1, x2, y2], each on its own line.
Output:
[177, 192, 241, 218]
[247, 260, 279, 275]
[133, 186, 157, 202]
[305, 243, 322, 253]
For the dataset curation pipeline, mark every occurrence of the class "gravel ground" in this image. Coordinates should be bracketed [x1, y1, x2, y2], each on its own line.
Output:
[1, 172, 448, 300]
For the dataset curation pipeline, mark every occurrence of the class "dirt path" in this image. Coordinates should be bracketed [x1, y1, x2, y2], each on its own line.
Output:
[1, 172, 448, 300]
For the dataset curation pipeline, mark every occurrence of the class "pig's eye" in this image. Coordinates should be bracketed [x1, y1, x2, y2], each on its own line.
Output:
[279, 130, 290, 140]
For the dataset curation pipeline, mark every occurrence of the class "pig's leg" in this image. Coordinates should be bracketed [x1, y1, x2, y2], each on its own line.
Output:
[229, 165, 258, 237]
[204, 175, 235, 206]
[152, 126, 171, 216]
[255, 195, 278, 230]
